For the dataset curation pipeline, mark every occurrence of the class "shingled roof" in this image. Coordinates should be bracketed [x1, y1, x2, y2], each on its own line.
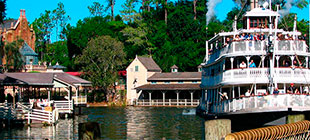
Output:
[148, 72, 201, 81]
[20, 42, 37, 56]
[54, 73, 91, 86]
[137, 56, 161, 72]
[5, 73, 54, 86]
[135, 84, 201, 90]
[0, 19, 17, 31]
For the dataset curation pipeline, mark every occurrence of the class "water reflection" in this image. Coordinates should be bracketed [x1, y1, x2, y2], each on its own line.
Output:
[0, 107, 205, 139]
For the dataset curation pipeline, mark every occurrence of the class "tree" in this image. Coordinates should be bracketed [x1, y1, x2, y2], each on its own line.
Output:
[120, 0, 138, 23]
[31, 10, 54, 61]
[45, 41, 70, 68]
[75, 35, 125, 101]
[65, 16, 126, 70]
[52, 2, 71, 41]
[3, 40, 24, 72]
[88, 2, 104, 17]
[0, 0, 5, 23]
[105, 0, 116, 21]
[121, 13, 154, 55]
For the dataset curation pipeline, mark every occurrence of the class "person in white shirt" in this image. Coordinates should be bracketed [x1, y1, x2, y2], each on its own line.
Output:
[240, 61, 246, 69]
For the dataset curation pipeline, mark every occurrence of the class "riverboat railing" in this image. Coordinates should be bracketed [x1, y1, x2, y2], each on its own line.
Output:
[207, 40, 307, 63]
[211, 94, 310, 114]
[136, 99, 200, 106]
[203, 68, 310, 86]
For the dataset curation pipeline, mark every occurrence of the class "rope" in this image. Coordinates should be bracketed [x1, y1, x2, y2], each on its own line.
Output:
[225, 120, 310, 140]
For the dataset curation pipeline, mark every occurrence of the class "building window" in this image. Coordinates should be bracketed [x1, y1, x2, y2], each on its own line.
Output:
[178, 81, 183, 84]
[192, 81, 197, 83]
[151, 81, 157, 84]
[164, 81, 170, 84]
[135, 66, 139, 72]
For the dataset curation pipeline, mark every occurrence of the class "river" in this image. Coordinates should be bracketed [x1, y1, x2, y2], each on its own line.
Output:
[0, 107, 205, 139]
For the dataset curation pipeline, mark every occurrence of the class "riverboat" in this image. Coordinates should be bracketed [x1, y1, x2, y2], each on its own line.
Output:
[197, 0, 310, 126]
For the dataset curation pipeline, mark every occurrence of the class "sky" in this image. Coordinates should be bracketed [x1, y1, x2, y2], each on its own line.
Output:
[5, 0, 309, 41]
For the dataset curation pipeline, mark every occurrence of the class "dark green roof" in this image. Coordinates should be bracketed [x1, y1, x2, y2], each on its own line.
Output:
[19, 42, 37, 56]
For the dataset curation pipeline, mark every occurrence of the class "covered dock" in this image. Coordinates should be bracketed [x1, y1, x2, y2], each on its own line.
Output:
[0, 72, 91, 125]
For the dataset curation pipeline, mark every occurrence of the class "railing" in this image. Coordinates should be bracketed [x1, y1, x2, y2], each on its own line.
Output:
[25, 108, 59, 124]
[0, 102, 31, 120]
[211, 94, 310, 114]
[136, 99, 200, 106]
[54, 100, 73, 113]
[203, 68, 310, 87]
[72, 96, 87, 105]
[207, 40, 308, 63]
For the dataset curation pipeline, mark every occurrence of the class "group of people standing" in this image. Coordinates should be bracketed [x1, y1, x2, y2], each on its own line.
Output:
[234, 33, 266, 41]
[240, 60, 257, 69]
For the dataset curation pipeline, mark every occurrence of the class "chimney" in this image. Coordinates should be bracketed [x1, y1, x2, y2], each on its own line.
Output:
[250, 0, 258, 10]
[20, 9, 23, 17]
[170, 65, 178, 73]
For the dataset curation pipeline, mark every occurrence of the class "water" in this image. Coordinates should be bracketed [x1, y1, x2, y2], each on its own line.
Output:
[0, 107, 205, 139]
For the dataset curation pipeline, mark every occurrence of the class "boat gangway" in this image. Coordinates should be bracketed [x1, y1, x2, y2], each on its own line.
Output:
[136, 99, 200, 106]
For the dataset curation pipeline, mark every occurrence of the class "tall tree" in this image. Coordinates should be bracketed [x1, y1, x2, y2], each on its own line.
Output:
[4, 40, 24, 72]
[120, 0, 138, 23]
[88, 2, 104, 17]
[193, 0, 197, 20]
[0, 0, 5, 23]
[75, 35, 125, 101]
[105, 0, 116, 21]
[52, 2, 71, 41]
[31, 10, 54, 61]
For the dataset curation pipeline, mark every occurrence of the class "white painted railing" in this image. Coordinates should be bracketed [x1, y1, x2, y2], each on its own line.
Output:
[207, 40, 308, 63]
[203, 68, 310, 86]
[72, 96, 87, 105]
[25, 108, 59, 124]
[212, 94, 310, 114]
[136, 99, 200, 106]
[54, 100, 73, 113]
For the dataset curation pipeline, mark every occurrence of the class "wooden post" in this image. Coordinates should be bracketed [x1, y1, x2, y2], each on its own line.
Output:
[287, 114, 305, 124]
[176, 91, 180, 106]
[190, 91, 194, 106]
[205, 119, 231, 140]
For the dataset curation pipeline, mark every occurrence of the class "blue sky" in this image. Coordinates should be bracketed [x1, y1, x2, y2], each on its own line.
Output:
[6, 0, 309, 41]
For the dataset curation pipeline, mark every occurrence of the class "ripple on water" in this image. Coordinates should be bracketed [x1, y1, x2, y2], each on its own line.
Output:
[0, 107, 205, 140]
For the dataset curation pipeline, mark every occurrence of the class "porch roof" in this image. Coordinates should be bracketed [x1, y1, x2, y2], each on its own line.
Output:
[135, 84, 201, 91]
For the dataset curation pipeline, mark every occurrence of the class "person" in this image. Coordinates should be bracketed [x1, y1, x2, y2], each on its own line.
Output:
[249, 60, 256, 68]
[254, 33, 260, 41]
[260, 33, 266, 40]
[234, 35, 241, 41]
[273, 88, 279, 94]
[245, 89, 251, 96]
[240, 61, 246, 69]
[291, 60, 299, 69]
[287, 83, 299, 94]
[241, 33, 247, 40]
[219, 92, 228, 101]
[283, 60, 289, 67]
[223, 37, 231, 47]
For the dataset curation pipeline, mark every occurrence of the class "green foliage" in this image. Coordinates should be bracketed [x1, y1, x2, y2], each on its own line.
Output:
[65, 16, 126, 70]
[45, 41, 70, 69]
[31, 10, 54, 60]
[75, 35, 126, 101]
[4, 40, 24, 72]
[88, 2, 104, 17]
[52, 2, 71, 41]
